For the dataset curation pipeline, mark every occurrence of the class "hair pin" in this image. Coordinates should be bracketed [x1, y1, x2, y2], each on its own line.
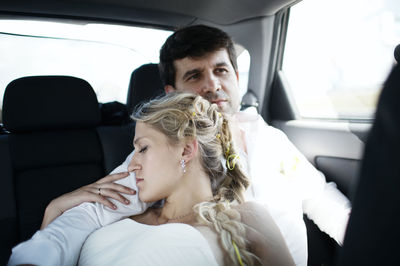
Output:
[226, 154, 240, 170]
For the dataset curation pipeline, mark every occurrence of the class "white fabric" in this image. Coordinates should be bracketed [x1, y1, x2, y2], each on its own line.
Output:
[78, 219, 218, 266]
[8, 112, 351, 266]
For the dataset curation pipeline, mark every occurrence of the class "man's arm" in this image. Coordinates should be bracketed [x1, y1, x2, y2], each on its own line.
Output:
[301, 173, 351, 245]
[244, 113, 351, 245]
[8, 151, 151, 266]
[276, 127, 351, 244]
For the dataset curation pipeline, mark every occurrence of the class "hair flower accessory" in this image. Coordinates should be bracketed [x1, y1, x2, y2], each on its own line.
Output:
[225, 143, 231, 158]
[226, 153, 240, 170]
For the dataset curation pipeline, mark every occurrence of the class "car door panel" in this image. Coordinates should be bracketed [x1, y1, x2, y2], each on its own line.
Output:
[271, 119, 370, 199]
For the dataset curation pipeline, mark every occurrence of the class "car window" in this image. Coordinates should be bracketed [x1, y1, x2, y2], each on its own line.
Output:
[0, 19, 172, 107]
[237, 48, 251, 99]
[0, 18, 251, 123]
[282, 0, 400, 120]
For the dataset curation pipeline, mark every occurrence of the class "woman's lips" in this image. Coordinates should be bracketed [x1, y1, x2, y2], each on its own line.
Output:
[136, 178, 143, 185]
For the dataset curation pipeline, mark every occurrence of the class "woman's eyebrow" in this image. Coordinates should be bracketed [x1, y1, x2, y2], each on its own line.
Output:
[133, 137, 144, 145]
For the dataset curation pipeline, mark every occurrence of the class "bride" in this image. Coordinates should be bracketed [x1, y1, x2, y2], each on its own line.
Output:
[79, 93, 294, 265]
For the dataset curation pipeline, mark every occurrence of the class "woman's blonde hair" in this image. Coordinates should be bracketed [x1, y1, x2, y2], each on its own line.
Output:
[132, 92, 254, 265]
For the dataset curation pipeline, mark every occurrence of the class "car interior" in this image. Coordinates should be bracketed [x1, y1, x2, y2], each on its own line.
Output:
[0, 0, 398, 265]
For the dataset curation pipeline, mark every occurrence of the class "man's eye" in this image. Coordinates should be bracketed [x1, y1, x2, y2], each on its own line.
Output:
[139, 146, 148, 153]
[216, 68, 228, 74]
[188, 73, 199, 81]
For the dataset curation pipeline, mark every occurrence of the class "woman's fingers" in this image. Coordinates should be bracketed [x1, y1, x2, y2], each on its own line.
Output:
[99, 182, 136, 196]
[89, 172, 136, 206]
[41, 173, 137, 229]
[94, 186, 133, 205]
[52, 173, 136, 213]
[91, 192, 118, 210]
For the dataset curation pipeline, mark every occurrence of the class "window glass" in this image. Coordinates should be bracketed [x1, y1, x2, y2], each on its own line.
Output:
[0, 19, 251, 123]
[0, 18, 172, 122]
[282, 0, 399, 119]
[237, 48, 251, 99]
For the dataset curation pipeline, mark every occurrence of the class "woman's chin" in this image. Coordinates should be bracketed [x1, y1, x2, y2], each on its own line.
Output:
[138, 193, 157, 203]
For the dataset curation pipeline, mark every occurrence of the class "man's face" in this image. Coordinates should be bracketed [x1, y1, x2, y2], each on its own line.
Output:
[165, 49, 241, 114]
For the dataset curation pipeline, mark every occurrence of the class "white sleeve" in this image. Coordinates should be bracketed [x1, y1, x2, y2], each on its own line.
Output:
[8, 150, 151, 266]
[301, 175, 351, 245]
[277, 129, 351, 245]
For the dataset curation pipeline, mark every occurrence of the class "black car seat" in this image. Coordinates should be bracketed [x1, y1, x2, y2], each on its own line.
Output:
[337, 64, 400, 265]
[0, 129, 15, 264]
[126, 63, 165, 113]
[2, 76, 105, 247]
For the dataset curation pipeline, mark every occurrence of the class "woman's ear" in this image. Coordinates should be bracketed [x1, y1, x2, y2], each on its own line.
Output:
[181, 139, 198, 163]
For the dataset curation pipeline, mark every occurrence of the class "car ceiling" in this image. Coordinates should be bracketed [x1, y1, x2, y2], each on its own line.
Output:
[0, 0, 297, 27]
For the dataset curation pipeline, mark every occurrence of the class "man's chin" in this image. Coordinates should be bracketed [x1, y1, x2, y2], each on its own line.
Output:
[215, 101, 226, 110]
[217, 103, 237, 115]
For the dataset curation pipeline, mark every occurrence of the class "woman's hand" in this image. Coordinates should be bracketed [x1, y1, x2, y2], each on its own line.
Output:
[40, 172, 136, 229]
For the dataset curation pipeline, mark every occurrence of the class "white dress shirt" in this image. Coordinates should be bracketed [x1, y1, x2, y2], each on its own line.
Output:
[8, 112, 351, 266]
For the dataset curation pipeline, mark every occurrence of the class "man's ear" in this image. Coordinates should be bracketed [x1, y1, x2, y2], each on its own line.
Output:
[165, 85, 176, 94]
[181, 139, 198, 163]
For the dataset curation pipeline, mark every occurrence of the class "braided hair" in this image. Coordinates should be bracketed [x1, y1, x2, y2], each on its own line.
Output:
[132, 92, 255, 265]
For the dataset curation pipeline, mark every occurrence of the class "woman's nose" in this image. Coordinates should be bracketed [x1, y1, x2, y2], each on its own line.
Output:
[127, 156, 141, 172]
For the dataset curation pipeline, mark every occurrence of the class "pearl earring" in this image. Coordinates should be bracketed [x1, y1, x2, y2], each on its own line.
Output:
[180, 159, 186, 173]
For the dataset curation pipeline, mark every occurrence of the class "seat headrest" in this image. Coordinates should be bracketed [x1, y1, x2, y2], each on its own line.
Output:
[126, 63, 165, 113]
[395, 44, 400, 63]
[2, 76, 100, 132]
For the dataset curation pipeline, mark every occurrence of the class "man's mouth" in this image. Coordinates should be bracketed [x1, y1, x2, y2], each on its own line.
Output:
[211, 99, 227, 106]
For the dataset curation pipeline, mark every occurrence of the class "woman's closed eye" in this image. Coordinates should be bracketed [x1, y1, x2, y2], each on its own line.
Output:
[139, 146, 148, 153]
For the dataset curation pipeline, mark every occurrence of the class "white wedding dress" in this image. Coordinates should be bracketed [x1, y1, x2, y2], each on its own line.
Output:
[78, 218, 219, 266]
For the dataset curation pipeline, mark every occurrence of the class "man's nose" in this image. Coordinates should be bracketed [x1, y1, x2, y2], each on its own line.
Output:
[201, 74, 221, 94]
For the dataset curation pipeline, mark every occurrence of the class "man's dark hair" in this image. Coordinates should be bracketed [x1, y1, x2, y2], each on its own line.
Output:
[159, 25, 238, 87]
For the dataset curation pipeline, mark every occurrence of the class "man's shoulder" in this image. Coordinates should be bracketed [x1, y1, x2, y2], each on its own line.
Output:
[234, 201, 268, 217]
[236, 111, 287, 137]
[236, 110, 262, 123]
[234, 201, 277, 233]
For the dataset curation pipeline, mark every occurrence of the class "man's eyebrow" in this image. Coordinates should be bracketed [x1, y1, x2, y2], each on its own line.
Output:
[215, 62, 229, 67]
[182, 68, 202, 80]
[181, 62, 229, 80]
